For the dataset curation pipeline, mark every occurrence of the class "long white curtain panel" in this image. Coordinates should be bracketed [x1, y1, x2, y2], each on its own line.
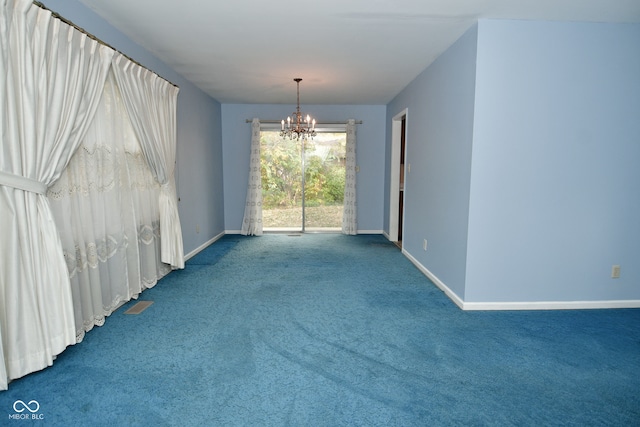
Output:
[1, 0, 183, 389]
[342, 119, 357, 235]
[241, 118, 263, 236]
[0, 0, 113, 390]
[48, 71, 169, 343]
[112, 54, 184, 269]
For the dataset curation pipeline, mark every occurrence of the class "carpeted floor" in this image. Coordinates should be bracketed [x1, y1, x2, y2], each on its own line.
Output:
[1, 234, 639, 426]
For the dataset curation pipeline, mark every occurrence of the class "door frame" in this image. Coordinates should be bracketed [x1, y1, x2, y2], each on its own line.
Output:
[389, 108, 408, 242]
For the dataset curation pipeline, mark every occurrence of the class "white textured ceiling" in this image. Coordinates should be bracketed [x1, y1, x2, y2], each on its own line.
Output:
[76, 0, 640, 105]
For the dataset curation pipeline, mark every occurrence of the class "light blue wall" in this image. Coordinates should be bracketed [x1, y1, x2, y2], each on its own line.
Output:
[222, 104, 387, 233]
[466, 20, 640, 302]
[40, 0, 225, 256]
[386, 19, 640, 305]
[386, 25, 478, 299]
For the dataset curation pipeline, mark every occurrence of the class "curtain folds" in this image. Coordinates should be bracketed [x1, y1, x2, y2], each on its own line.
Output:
[241, 118, 263, 236]
[342, 119, 357, 235]
[0, 0, 113, 390]
[111, 53, 184, 269]
[48, 71, 169, 343]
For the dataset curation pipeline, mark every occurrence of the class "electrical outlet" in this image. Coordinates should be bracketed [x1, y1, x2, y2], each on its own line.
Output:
[423, 239, 427, 251]
[196, 224, 200, 234]
[611, 265, 621, 279]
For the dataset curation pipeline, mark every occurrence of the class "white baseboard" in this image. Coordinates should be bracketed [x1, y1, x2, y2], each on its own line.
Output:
[463, 300, 640, 310]
[401, 248, 640, 311]
[184, 231, 225, 261]
[402, 249, 465, 309]
[224, 229, 383, 235]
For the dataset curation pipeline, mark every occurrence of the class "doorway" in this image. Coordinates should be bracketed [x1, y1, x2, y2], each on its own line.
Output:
[389, 109, 407, 246]
[260, 130, 346, 232]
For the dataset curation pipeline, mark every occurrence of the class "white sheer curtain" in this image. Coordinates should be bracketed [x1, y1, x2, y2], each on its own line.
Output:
[241, 118, 263, 235]
[342, 119, 357, 234]
[111, 53, 184, 269]
[0, 0, 113, 389]
[48, 71, 168, 343]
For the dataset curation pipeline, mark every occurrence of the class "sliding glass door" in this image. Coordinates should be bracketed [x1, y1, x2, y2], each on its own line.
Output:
[261, 130, 346, 232]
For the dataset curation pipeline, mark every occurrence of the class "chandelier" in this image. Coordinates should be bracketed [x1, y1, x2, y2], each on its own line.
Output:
[280, 78, 316, 140]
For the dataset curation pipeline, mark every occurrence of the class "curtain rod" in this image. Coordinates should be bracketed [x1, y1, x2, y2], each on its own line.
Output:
[246, 119, 363, 124]
[32, 1, 179, 89]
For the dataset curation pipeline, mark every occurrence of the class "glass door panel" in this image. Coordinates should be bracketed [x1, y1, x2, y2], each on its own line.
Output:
[261, 131, 303, 231]
[261, 130, 346, 232]
[303, 133, 346, 232]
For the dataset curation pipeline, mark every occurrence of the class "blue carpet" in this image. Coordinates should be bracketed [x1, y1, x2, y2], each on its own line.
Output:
[1, 234, 639, 426]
